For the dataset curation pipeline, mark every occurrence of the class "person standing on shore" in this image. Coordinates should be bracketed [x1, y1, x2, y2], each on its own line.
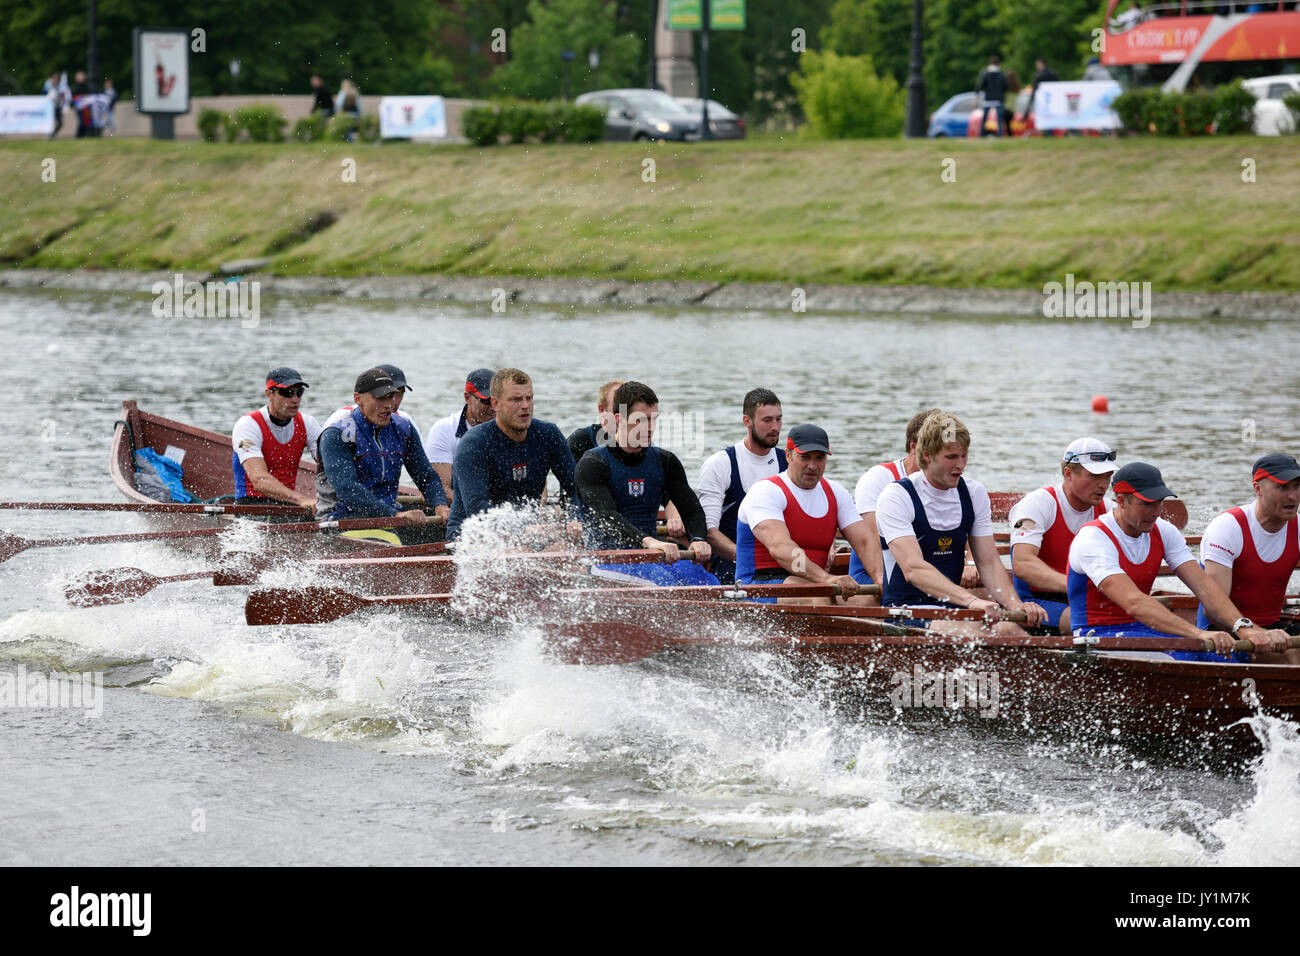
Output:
[310, 74, 334, 117]
[976, 55, 1008, 137]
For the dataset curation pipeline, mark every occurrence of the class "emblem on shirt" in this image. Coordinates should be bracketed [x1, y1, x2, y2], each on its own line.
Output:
[512, 463, 527, 482]
[237, 439, 255, 451]
[627, 478, 645, 497]
[936, 536, 953, 553]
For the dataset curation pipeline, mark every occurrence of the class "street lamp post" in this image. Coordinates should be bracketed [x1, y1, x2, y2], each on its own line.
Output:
[561, 49, 575, 100]
[588, 49, 600, 91]
[905, 0, 927, 138]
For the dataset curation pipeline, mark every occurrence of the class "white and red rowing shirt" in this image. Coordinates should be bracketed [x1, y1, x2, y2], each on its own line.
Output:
[853, 457, 908, 516]
[231, 406, 322, 499]
[1067, 514, 1193, 629]
[875, 472, 994, 588]
[1197, 504, 1299, 627]
[1009, 485, 1113, 600]
[735, 473, 860, 578]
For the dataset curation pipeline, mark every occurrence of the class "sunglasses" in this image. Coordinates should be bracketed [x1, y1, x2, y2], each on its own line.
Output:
[1064, 450, 1116, 463]
[273, 387, 305, 398]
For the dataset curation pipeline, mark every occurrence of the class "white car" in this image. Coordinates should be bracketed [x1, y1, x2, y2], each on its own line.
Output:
[1242, 75, 1300, 135]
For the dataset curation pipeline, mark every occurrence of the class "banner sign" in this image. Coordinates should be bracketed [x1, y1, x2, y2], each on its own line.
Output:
[667, 0, 701, 29]
[712, 0, 746, 29]
[1032, 81, 1123, 131]
[0, 96, 55, 135]
[378, 96, 448, 139]
[134, 28, 190, 114]
[667, 0, 745, 29]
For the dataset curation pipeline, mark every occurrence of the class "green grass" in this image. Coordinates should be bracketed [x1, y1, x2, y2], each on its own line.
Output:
[1, 135, 1297, 291]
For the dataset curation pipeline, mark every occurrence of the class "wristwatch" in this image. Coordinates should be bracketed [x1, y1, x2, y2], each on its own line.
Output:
[1230, 617, 1255, 637]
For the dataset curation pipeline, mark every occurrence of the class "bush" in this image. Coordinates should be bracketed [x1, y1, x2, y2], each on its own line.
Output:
[233, 105, 287, 143]
[325, 113, 359, 142]
[292, 113, 327, 142]
[1285, 91, 1300, 133]
[221, 111, 241, 143]
[789, 50, 904, 139]
[1111, 88, 1155, 133]
[563, 104, 606, 143]
[197, 108, 225, 142]
[461, 105, 501, 146]
[500, 100, 548, 144]
[1213, 80, 1257, 135]
[358, 114, 380, 142]
[1182, 92, 1218, 136]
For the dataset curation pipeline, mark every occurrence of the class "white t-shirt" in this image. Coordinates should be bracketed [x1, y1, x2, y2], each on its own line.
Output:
[1201, 503, 1295, 568]
[232, 405, 322, 464]
[698, 441, 785, 530]
[1068, 512, 1193, 587]
[854, 457, 907, 515]
[424, 406, 467, 465]
[876, 472, 993, 584]
[736, 473, 861, 533]
[1008, 484, 1115, 550]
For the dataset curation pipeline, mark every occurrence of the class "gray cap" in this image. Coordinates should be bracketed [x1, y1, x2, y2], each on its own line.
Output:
[354, 367, 399, 398]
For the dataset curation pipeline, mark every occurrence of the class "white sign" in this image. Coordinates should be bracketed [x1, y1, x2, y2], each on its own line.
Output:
[135, 29, 190, 114]
[0, 96, 54, 135]
[378, 96, 448, 139]
[1033, 81, 1123, 131]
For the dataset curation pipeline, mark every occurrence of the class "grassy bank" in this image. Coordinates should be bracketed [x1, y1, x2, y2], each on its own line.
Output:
[1, 136, 1297, 291]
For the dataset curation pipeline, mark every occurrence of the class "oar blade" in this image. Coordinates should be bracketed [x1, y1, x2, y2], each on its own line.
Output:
[63, 567, 161, 607]
[548, 622, 678, 665]
[245, 586, 369, 626]
[0, 531, 31, 563]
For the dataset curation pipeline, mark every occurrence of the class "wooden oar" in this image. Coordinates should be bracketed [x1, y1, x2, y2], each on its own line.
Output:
[211, 541, 450, 586]
[0, 515, 441, 564]
[0, 500, 312, 517]
[64, 567, 227, 607]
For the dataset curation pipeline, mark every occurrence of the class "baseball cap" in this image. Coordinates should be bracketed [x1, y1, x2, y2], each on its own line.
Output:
[465, 368, 494, 401]
[1112, 462, 1177, 502]
[266, 367, 309, 389]
[377, 364, 411, 391]
[1063, 437, 1117, 475]
[354, 368, 399, 398]
[786, 423, 832, 455]
[1253, 452, 1300, 484]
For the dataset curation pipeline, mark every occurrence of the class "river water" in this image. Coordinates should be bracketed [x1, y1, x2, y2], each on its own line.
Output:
[1, 286, 1299, 867]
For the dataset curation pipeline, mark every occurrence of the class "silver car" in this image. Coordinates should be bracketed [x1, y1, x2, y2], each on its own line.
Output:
[574, 89, 701, 141]
[674, 97, 746, 139]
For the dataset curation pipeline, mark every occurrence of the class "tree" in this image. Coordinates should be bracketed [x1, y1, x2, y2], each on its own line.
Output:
[989, 0, 1098, 84]
[820, 0, 910, 89]
[490, 0, 642, 100]
[923, 0, 1002, 105]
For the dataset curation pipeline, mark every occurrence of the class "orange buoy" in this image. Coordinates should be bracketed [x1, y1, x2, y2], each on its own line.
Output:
[1091, 395, 1109, 413]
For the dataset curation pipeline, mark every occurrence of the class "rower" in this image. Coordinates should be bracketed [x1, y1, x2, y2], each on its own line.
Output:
[847, 407, 938, 587]
[315, 368, 450, 543]
[576, 381, 716, 586]
[1196, 453, 1300, 660]
[734, 424, 876, 605]
[1066, 462, 1290, 660]
[231, 366, 321, 512]
[875, 411, 1046, 635]
[696, 388, 786, 584]
[1008, 437, 1116, 633]
[445, 368, 579, 542]
[424, 367, 496, 505]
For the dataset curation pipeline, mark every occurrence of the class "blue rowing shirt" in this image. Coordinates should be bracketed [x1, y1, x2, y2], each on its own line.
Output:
[881, 477, 973, 607]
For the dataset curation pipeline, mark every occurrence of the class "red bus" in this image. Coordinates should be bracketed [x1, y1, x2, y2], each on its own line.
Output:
[1103, 1, 1300, 89]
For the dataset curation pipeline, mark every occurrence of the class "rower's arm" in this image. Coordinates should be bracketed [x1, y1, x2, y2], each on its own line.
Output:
[432, 462, 454, 505]
[751, 519, 836, 584]
[450, 438, 493, 521]
[241, 457, 314, 509]
[969, 534, 1026, 610]
[548, 425, 579, 506]
[1095, 570, 1206, 639]
[706, 528, 736, 561]
[1010, 541, 1068, 593]
[887, 534, 979, 606]
[403, 430, 449, 513]
[1174, 560, 1245, 633]
[1198, 560, 1235, 629]
[661, 452, 708, 542]
[842, 518, 883, 584]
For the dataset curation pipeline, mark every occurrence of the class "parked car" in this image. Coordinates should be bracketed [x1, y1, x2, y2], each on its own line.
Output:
[1242, 75, 1300, 135]
[674, 97, 746, 139]
[928, 92, 977, 137]
[574, 89, 701, 141]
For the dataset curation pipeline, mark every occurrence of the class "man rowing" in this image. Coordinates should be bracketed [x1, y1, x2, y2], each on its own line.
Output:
[734, 424, 875, 604]
[696, 388, 786, 584]
[1008, 437, 1116, 633]
[424, 367, 496, 505]
[231, 366, 321, 511]
[875, 411, 1046, 635]
[445, 368, 579, 542]
[576, 381, 716, 586]
[1196, 453, 1300, 659]
[1067, 462, 1291, 660]
[315, 368, 449, 542]
[847, 408, 937, 587]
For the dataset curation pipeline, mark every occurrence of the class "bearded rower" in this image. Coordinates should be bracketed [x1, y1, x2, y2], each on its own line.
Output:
[231, 366, 321, 511]
[576, 381, 716, 586]
[1067, 462, 1290, 660]
[735, 424, 876, 605]
[424, 367, 496, 505]
[1008, 437, 1117, 633]
[696, 388, 786, 584]
[1196, 453, 1300, 659]
[875, 411, 1046, 635]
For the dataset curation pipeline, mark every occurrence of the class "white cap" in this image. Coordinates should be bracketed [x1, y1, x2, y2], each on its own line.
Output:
[1063, 437, 1117, 475]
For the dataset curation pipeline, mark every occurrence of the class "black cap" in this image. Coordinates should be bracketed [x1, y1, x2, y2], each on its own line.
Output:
[465, 368, 494, 400]
[354, 367, 399, 398]
[1253, 453, 1300, 484]
[376, 364, 411, 391]
[1112, 462, 1177, 502]
[786, 423, 832, 455]
[266, 367, 309, 389]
